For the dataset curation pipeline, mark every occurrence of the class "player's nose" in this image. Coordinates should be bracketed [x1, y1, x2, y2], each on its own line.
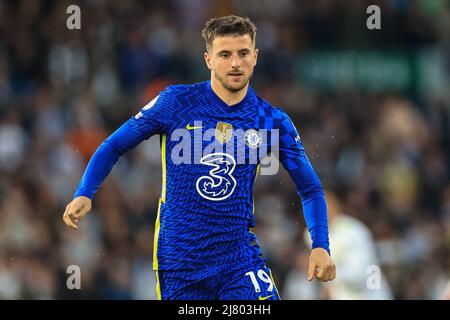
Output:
[231, 54, 240, 68]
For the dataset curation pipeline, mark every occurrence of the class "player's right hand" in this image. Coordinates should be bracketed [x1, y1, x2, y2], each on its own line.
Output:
[63, 196, 92, 230]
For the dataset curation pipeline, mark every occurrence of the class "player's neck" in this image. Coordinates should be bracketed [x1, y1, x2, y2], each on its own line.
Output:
[210, 78, 249, 106]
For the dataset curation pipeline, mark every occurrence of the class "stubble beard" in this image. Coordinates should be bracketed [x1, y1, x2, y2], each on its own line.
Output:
[215, 70, 253, 93]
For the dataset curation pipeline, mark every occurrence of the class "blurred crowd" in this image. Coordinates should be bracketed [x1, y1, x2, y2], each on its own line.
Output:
[0, 0, 449, 299]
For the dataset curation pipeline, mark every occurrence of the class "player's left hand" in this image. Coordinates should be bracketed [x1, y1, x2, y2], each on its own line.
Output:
[307, 247, 336, 282]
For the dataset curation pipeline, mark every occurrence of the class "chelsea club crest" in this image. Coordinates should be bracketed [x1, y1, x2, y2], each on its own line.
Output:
[245, 129, 262, 149]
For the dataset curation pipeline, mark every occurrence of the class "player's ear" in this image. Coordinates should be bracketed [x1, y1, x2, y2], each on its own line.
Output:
[204, 51, 212, 70]
[253, 48, 259, 67]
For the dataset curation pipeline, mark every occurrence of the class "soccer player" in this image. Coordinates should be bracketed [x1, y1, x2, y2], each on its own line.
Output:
[63, 15, 335, 300]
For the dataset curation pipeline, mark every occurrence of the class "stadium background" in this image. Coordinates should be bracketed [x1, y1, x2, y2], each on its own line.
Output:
[0, 0, 449, 299]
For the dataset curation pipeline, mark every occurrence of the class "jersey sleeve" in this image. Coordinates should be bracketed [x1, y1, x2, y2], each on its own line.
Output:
[276, 107, 330, 254]
[73, 87, 176, 200]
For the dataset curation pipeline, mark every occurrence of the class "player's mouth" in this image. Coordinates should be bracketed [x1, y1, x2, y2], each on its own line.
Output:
[228, 72, 244, 80]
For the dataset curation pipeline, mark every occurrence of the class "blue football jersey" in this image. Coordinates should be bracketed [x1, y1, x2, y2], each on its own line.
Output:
[74, 81, 329, 271]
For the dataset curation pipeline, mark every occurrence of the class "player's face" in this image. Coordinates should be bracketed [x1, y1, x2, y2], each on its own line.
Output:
[204, 34, 258, 93]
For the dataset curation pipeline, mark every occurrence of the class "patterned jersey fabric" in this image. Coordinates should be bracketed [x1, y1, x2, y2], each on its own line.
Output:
[74, 81, 329, 271]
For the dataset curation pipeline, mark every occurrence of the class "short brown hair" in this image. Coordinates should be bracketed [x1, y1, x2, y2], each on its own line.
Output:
[201, 15, 257, 52]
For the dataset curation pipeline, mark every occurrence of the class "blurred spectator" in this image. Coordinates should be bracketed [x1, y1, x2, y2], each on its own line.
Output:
[304, 191, 393, 299]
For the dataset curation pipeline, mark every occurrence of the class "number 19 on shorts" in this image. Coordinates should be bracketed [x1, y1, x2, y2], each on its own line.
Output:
[245, 269, 274, 293]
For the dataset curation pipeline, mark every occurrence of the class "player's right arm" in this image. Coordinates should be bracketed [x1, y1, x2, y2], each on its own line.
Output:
[63, 88, 175, 230]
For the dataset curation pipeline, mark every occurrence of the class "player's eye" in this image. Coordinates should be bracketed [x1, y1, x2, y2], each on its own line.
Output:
[220, 52, 230, 58]
[239, 51, 249, 57]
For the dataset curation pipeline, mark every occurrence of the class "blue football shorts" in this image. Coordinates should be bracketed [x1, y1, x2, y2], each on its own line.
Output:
[156, 259, 281, 300]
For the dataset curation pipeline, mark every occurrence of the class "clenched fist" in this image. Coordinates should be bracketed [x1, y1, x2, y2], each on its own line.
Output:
[308, 247, 336, 282]
[63, 196, 92, 230]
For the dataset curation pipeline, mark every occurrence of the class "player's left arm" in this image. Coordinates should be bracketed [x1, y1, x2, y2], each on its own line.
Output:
[275, 108, 336, 282]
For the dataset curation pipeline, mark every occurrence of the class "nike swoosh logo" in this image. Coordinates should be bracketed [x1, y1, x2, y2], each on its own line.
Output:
[186, 124, 203, 130]
[258, 295, 273, 300]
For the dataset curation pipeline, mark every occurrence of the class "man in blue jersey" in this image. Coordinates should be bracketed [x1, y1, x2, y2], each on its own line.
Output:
[63, 15, 335, 300]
